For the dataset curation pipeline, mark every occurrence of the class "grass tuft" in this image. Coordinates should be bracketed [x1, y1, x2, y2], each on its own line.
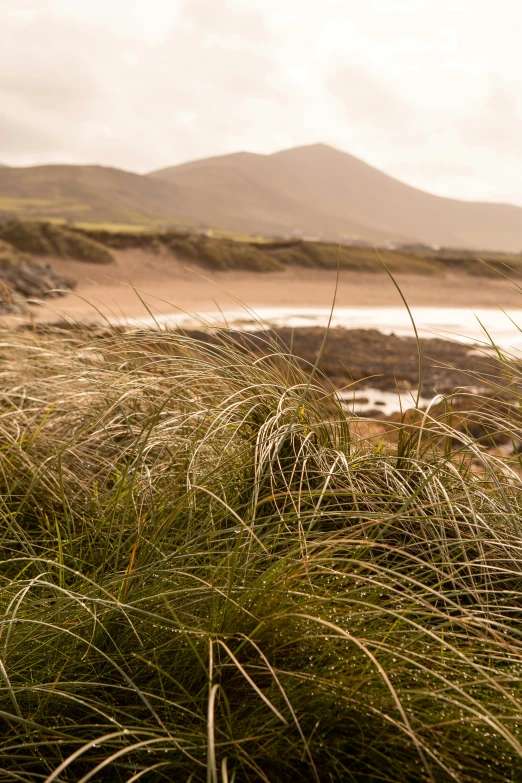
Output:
[1, 325, 522, 780]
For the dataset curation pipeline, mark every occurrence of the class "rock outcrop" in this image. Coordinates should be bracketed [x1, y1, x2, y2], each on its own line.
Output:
[0, 240, 76, 314]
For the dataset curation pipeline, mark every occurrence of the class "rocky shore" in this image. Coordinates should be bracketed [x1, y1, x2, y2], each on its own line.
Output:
[18, 321, 522, 457]
[0, 240, 76, 314]
[185, 326, 509, 395]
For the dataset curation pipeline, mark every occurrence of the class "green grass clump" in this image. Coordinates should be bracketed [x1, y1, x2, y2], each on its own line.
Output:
[0, 220, 114, 264]
[1, 326, 522, 781]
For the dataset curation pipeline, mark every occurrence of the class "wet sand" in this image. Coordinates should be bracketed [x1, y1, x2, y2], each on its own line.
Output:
[20, 248, 522, 324]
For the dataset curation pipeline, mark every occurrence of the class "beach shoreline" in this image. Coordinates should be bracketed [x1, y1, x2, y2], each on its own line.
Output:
[10, 248, 520, 325]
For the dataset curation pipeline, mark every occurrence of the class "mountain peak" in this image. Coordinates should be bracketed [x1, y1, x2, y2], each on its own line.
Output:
[272, 142, 339, 156]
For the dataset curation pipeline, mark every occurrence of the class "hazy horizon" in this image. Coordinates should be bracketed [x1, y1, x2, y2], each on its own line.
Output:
[2, 1, 522, 206]
[4, 141, 522, 212]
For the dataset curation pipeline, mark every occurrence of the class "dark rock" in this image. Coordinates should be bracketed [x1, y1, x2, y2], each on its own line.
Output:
[0, 240, 76, 312]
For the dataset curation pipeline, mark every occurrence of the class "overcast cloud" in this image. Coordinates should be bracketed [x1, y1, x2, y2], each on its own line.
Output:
[1, 0, 521, 205]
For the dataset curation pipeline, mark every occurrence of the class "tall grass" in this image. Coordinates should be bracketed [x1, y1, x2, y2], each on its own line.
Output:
[1, 325, 522, 781]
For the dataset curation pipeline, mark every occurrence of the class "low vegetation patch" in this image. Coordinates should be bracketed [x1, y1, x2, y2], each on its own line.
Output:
[0, 238, 29, 266]
[1, 325, 522, 781]
[0, 219, 114, 264]
[2, 219, 518, 275]
[74, 225, 522, 276]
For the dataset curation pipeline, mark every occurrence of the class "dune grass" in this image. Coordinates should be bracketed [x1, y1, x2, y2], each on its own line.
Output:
[70, 225, 522, 276]
[2, 218, 519, 275]
[0, 220, 114, 265]
[1, 324, 522, 781]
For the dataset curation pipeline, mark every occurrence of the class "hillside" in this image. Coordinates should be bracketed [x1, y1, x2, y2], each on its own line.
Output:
[0, 164, 185, 225]
[0, 157, 387, 240]
[1, 144, 521, 250]
[151, 144, 522, 251]
[150, 148, 396, 242]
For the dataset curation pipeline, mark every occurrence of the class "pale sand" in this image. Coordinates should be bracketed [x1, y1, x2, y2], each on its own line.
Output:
[13, 249, 522, 324]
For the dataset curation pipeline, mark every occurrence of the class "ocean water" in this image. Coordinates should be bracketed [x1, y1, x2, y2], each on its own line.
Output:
[112, 305, 522, 351]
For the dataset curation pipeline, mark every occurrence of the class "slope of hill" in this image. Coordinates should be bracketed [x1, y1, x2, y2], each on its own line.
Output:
[150, 144, 522, 252]
[1, 145, 521, 251]
[0, 164, 185, 225]
[149, 149, 397, 243]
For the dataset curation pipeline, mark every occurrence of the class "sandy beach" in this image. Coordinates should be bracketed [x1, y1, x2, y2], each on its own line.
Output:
[20, 248, 522, 324]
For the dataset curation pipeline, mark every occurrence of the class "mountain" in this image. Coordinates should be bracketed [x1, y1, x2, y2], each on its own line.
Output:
[1, 145, 521, 251]
[150, 144, 522, 251]
[149, 147, 395, 243]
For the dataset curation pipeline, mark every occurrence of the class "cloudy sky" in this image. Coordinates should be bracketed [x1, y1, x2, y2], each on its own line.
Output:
[1, 0, 522, 205]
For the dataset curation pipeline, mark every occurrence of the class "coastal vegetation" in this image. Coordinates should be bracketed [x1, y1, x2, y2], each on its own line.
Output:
[74, 223, 522, 276]
[0, 220, 114, 265]
[0, 221, 112, 311]
[1, 324, 522, 780]
[0, 218, 520, 279]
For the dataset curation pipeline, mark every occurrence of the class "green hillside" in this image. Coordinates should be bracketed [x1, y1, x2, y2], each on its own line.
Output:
[0, 164, 184, 226]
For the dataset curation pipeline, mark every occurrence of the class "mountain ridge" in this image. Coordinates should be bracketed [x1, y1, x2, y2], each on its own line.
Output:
[150, 143, 522, 250]
[0, 143, 521, 251]
[152, 143, 520, 208]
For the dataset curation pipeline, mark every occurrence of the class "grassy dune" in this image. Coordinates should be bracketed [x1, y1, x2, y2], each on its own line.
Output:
[0, 220, 114, 264]
[74, 225, 522, 276]
[0, 218, 520, 275]
[1, 326, 522, 781]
